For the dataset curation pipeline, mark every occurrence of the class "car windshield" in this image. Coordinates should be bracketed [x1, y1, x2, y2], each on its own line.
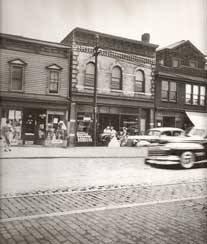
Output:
[147, 130, 161, 136]
[188, 128, 207, 137]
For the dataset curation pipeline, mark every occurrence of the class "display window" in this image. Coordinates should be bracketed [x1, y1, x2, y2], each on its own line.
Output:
[0, 109, 22, 145]
[76, 113, 93, 143]
[46, 111, 67, 144]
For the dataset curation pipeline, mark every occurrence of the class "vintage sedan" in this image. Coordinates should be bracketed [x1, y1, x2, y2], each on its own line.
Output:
[126, 127, 185, 146]
[146, 128, 207, 169]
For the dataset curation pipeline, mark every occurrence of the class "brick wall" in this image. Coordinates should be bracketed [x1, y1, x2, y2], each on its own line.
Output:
[0, 48, 69, 97]
[74, 50, 154, 98]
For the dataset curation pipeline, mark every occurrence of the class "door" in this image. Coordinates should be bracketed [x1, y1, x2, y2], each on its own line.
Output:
[22, 109, 46, 144]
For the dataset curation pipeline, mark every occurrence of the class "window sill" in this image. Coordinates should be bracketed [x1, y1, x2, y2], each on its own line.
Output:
[161, 99, 177, 103]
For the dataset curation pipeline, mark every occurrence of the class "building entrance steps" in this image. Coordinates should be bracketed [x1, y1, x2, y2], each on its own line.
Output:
[0, 146, 148, 159]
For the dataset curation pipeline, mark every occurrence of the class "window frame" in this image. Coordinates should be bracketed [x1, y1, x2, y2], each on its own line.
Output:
[161, 80, 177, 102]
[189, 60, 198, 68]
[185, 83, 206, 106]
[134, 69, 145, 93]
[85, 62, 95, 87]
[46, 64, 62, 94]
[172, 58, 180, 68]
[9, 59, 27, 92]
[111, 66, 123, 90]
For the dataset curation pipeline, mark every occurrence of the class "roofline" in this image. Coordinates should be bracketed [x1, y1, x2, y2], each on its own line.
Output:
[157, 40, 205, 57]
[62, 27, 159, 49]
[0, 33, 70, 49]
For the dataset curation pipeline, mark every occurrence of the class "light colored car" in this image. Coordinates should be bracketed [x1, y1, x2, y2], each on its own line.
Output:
[146, 127, 207, 169]
[127, 127, 185, 146]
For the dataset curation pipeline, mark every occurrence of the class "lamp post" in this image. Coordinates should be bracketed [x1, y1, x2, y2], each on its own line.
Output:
[93, 34, 100, 146]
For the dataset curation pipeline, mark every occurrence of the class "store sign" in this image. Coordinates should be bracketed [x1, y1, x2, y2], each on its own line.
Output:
[83, 117, 91, 121]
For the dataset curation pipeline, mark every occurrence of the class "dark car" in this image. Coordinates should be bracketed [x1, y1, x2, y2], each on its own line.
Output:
[146, 128, 207, 169]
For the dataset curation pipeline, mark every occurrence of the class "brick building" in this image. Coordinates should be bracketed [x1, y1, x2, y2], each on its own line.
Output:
[62, 28, 158, 145]
[0, 33, 70, 145]
[155, 40, 207, 130]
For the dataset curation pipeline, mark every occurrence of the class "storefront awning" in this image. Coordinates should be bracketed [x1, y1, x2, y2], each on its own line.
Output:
[186, 112, 207, 129]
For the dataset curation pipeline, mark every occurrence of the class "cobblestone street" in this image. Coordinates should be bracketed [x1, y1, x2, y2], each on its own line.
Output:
[1, 181, 207, 244]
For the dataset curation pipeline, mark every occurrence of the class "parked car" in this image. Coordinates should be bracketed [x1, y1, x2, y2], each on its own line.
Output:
[126, 127, 185, 146]
[145, 128, 207, 169]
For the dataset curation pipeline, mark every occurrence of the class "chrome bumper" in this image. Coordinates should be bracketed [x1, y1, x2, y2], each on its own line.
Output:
[146, 155, 180, 165]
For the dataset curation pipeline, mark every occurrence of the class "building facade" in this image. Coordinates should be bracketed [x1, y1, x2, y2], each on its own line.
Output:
[0, 33, 70, 146]
[62, 28, 158, 145]
[155, 40, 207, 130]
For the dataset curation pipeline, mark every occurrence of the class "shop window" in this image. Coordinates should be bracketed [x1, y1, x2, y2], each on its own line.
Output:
[46, 64, 62, 94]
[135, 70, 145, 93]
[111, 66, 122, 90]
[76, 113, 93, 143]
[46, 113, 67, 144]
[85, 62, 95, 87]
[161, 80, 176, 102]
[9, 59, 26, 91]
[0, 110, 22, 144]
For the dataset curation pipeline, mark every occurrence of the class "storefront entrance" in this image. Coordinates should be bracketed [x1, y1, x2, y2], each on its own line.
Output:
[98, 114, 140, 135]
[22, 109, 46, 145]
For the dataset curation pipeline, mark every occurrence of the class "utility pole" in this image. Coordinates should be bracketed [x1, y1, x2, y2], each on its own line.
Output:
[93, 34, 100, 146]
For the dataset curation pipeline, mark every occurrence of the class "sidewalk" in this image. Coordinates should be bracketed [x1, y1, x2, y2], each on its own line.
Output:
[0, 145, 148, 159]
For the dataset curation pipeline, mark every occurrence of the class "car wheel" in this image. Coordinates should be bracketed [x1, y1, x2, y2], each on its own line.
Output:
[180, 151, 195, 169]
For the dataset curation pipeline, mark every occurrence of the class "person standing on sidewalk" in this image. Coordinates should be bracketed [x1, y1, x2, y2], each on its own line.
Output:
[2, 119, 13, 152]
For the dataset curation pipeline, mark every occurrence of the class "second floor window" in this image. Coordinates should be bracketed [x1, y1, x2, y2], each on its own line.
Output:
[189, 60, 197, 68]
[161, 80, 177, 102]
[135, 70, 145, 93]
[9, 59, 26, 92]
[49, 70, 59, 93]
[172, 58, 180, 68]
[46, 64, 62, 94]
[185, 84, 206, 106]
[85, 62, 95, 87]
[111, 66, 122, 90]
[11, 66, 23, 91]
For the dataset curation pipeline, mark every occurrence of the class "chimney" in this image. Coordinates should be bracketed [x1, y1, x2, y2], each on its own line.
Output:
[141, 33, 150, 43]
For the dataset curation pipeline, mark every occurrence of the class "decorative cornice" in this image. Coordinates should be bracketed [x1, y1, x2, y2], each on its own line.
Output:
[75, 45, 156, 65]
[0, 37, 69, 58]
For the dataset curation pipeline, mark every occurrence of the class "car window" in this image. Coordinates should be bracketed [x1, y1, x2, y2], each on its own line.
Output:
[172, 131, 183, 136]
[147, 130, 161, 136]
[161, 131, 171, 136]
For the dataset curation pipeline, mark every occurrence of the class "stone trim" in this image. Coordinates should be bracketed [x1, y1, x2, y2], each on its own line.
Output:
[75, 45, 155, 65]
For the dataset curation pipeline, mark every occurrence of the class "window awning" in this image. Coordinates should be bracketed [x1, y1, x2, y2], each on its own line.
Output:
[186, 112, 207, 129]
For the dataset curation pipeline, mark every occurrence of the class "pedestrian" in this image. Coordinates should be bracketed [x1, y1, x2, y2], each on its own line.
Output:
[2, 119, 13, 152]
[110, 126, 117, 137]
[120, 127, 128, 146]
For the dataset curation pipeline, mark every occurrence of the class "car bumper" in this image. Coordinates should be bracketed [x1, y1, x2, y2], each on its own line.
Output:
[146, 155, 180, 165]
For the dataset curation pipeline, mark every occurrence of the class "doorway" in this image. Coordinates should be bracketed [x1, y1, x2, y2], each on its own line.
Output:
[22, 109, 46, 144]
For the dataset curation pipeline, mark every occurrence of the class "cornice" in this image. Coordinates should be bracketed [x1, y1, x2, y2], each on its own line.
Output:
[0, 37, 69, 58]
[74, 45, 155, 65]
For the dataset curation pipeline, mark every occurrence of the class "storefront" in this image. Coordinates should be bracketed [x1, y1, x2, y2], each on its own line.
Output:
[0, 107, 68, 146]
[75, 104, 150, 145]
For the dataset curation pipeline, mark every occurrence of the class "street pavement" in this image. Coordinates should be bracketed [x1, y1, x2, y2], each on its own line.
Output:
[1, 146, 207, 243]
[0, 181, 207, 244]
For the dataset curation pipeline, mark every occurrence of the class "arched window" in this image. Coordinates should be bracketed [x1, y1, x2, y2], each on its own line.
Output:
[111, 66, 122, 90]
[135, 70, 145, 92]
[85, 62, 95, 87]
